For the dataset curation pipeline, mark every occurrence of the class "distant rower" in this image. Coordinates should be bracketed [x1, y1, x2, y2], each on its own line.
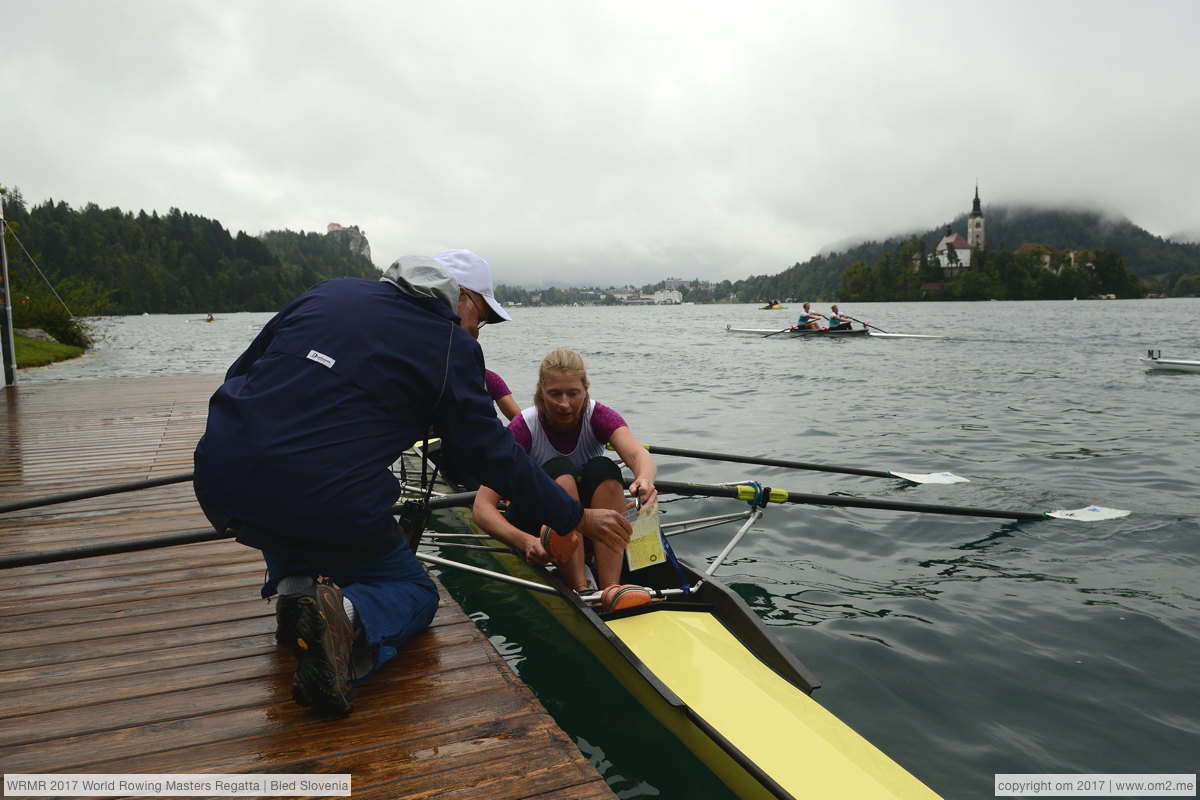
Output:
[826, 305, 854, 331]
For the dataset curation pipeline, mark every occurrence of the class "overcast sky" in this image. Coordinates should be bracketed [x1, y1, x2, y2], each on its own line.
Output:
[5, 0, 1198, 288]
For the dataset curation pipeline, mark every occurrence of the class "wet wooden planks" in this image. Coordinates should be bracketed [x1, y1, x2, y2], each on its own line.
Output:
[0, 374, 615, 799]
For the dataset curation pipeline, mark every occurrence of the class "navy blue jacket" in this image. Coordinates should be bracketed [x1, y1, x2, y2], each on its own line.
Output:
[193, 277, 583, 561]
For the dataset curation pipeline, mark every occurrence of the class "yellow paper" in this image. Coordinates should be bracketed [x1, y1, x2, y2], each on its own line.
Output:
[625, 501, 666, 572]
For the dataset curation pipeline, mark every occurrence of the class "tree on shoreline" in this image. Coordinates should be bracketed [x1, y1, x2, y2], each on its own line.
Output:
[837, 238, 1145, 302]
[1, 189, 379, 320]
[3, 188, 107, 347]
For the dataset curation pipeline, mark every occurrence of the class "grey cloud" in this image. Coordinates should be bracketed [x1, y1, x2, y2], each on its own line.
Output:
[5, 0, 1198, 288]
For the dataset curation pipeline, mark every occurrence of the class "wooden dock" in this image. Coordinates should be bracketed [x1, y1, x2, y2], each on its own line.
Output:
[0, 374, 615, 799]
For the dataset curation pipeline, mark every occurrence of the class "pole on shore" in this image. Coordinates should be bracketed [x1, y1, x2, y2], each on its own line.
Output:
[1, 195, 18, 387]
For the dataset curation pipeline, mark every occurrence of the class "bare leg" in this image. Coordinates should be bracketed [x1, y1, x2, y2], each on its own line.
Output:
[549, 474, 588, 591]
[589, 477, 629, 588]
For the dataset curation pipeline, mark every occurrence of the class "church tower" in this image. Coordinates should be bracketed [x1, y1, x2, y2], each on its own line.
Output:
[968, 184, 985, 249]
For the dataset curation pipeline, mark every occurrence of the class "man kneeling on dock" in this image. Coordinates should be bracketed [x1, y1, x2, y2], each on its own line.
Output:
[193, 250, 631, 715]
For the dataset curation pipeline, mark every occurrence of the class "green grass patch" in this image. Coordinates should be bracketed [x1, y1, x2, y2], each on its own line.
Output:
[13, 333, 86, 369]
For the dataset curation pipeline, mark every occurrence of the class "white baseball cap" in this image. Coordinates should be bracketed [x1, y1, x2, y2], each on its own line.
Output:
[432, 249, 512, 323]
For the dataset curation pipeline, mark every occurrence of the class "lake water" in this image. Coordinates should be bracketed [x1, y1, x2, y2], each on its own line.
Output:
[20, 299, 1200, 799]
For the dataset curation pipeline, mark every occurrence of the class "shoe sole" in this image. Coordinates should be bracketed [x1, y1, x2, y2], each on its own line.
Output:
[601, 584, 653, 613]
[279, 594, 354, 716]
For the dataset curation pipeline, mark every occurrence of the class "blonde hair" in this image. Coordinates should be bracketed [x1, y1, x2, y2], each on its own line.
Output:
[533, 348, 590, 414]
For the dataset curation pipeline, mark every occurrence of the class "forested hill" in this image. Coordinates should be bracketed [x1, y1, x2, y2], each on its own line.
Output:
[736, 206, 1200, 301]
[2, 191, 380, 314]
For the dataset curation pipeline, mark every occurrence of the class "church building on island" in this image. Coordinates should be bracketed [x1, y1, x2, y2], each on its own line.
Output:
[932, 185, 985, 275]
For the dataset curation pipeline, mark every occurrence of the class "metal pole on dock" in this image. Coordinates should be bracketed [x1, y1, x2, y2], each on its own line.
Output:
[1, 198, 18, 387]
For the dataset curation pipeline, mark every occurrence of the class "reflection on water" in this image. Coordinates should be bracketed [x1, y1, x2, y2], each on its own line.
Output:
[19, 299, 1200, 799]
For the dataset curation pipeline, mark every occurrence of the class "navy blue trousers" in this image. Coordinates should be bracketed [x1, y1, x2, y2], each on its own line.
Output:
[261, 541, 438, 684]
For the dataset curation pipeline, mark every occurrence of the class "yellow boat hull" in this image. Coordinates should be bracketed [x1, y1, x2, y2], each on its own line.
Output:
[609, 610, 942, 799]
[419, 452, 942, 799]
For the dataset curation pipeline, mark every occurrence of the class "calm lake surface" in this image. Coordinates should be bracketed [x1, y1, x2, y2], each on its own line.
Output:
[22, 299, 1200, 799]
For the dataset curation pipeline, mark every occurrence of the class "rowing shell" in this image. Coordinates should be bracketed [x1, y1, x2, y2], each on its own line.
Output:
[405, 445, 943, 800]
[725, 325, 869, 337]
[725, 325, 941, 339]
[1141, 356, 1200, 373]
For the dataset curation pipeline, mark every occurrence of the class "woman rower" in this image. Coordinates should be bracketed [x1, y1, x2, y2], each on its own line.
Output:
[826, 304, 854, 330]
[794, 302, 824, 330]
[472, 348, 657, 597]
[484, 368, 521, 421]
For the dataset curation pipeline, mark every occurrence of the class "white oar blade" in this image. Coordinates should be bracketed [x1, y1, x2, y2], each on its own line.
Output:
[889, 471, 970, 485]
[867, 332, 941, 339]
[1047, 506, 1131, 521]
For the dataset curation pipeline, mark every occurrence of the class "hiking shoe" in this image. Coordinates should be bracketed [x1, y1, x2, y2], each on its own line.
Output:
[276, 580, 356, 716]
[600, 584, 653, 613]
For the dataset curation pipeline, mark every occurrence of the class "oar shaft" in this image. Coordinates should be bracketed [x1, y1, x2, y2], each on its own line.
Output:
[639, 444, 894, 479]
[2, 491, 477, 568]
[654, 479, 1047, 521]
[0, 528, 230, 569]
[0, 472, 195, 514]
[849, 315, 889, 333]
[420, 491, 478, 510]
[656, 481, 742, 500]
[774, 489, 1046, 520]
[416, 552, 559, 595]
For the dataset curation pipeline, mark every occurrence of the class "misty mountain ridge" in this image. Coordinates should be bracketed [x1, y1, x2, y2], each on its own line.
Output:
[1168, 227, 1200, 245]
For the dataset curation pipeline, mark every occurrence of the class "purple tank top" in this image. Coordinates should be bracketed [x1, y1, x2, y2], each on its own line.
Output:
[484, 369, 511, 402]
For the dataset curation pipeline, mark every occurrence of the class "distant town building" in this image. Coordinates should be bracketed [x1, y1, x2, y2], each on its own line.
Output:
[651, 289, 683, 304]
[1013, 244, 1096, 275]
[1014, 242, 1055, 270]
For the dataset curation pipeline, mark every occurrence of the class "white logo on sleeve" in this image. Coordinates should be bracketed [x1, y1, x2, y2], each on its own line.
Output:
[306, 350, 336, 369]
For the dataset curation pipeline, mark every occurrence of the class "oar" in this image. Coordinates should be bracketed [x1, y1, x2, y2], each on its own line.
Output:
[0, 527, 230, 569]
[848, 315, 889, 333]
[416, 551, 560, 595]
[761, 327, 793, 338]
[654, 479, 1130, 522]
[770, 313, 828, 337]
[0, 472, 196, 513]
[3, 490, 478, 568]
[423, 491, 478, 510]
[620, 443, 969, 485]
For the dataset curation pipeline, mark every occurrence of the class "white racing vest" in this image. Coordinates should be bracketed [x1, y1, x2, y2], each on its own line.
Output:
[522, 400, 603, 470]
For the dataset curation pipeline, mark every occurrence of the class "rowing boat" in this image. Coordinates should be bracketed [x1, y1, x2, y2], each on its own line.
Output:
[725, 324, 942, 339]
[401, 444, 944, 800]
[1141, 352, 1200, 373]
[725, 324, 869, 337]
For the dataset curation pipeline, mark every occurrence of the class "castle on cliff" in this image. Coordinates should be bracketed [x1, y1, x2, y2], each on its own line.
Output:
[327, 222, 372, 261]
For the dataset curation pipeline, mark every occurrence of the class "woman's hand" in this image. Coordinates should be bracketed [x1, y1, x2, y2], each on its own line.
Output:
[517, 533, 551, 566]
[608, 426, 658, 508]
[629, 477, 658, 508]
